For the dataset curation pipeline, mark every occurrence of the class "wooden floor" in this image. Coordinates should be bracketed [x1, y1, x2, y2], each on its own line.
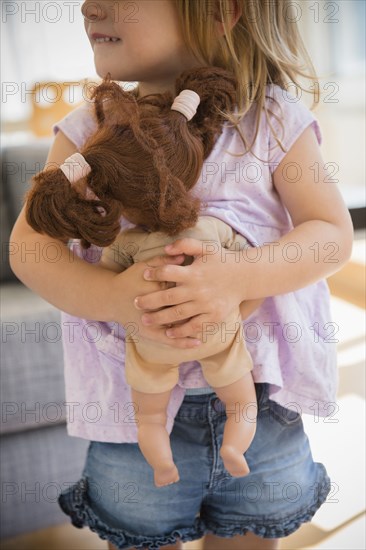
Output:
[2, 522, 204, 550]
[326, 228, 365, 309]
[2, 514, 365, 550]
[327, 261, 365, 309]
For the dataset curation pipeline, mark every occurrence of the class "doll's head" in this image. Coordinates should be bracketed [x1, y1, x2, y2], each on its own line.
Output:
[25, 66, 237, 248]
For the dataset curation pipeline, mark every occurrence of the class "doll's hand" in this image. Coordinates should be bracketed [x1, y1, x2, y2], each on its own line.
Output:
[110, 252, 203, 349]
[133, 238, 245, 343]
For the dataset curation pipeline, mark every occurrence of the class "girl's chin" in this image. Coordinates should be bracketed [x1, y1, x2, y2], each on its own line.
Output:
[94, 66, 121, 81]
[94, 63, 136, 83]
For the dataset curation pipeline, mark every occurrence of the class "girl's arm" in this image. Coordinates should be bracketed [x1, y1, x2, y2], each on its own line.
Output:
[133, 126, 354, 340]
[9, 131, 199, 348]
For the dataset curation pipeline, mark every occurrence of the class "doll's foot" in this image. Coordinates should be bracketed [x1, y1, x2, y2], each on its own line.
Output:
[154, 462, 180, 487]
[220, 445, 250, 477]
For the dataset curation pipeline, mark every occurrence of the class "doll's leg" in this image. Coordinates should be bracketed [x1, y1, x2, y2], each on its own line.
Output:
[131, 387, 180, 488]
[212, 372, 258, 477]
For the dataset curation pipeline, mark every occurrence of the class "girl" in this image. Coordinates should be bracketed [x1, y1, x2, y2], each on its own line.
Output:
[10, 1, 353, 550]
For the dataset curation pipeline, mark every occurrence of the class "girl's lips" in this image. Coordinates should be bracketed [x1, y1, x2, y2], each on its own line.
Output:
[91, 33, 121, 43]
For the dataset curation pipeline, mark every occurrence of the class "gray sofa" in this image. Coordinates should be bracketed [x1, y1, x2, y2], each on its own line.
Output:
[0, 141, 89, 540]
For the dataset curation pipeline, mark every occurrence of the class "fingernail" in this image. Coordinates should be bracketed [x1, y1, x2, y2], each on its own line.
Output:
[144, 269, 152, 280]
[134, 297, 142, 310]
[166, 330, 174, 338]
[165, 244, 173, 251]
[192, 340, 201, 346]
[142, 315, 152, 326]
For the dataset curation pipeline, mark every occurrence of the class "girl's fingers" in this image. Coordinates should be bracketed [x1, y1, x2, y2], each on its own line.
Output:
[142, 263, 188, 284]
[164, 238, 205, 257]
[145, 254, 185, 267]
[165, 316, 205, 340]
[141, 301, 198, 327]
[134, 285, 185, 311]
[142, 326, 202, 349]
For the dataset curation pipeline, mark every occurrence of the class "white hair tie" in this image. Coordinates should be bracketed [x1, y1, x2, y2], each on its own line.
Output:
[171, 89, 200, 121]
[60, 152, 92, 184]
[60, 152, 101, 205]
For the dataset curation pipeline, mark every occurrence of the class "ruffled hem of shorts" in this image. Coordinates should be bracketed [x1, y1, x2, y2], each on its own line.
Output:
[59, 474, 331, 544]
[58, 477, 206, 549]
[203, 475, 331, 539]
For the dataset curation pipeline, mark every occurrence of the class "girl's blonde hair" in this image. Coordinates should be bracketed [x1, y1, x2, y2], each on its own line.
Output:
[175, 0, 320, 157]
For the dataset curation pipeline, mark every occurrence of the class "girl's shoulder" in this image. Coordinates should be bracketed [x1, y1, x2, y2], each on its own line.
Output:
[260, 83, 323, 172]
[52, 101, 97, 150]
[264, 83, 322, 140]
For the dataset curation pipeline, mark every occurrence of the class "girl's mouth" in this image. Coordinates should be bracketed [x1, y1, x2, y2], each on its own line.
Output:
[95, 37, 120, 43]
[91, 33, 121, 44]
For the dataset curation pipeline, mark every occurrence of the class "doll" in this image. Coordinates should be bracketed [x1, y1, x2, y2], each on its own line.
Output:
[26, 67, 261, 487]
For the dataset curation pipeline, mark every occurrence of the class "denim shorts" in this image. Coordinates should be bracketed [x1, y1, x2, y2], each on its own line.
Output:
[58, 383, 331, 549]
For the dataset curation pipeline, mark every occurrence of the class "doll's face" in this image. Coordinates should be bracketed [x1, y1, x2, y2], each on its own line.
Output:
[82, 0, 201, 97]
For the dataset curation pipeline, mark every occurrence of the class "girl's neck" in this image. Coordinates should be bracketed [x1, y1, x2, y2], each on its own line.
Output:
[134, 80, 178, 100]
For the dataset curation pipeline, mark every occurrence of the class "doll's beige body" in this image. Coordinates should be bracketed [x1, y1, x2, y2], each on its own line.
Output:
[126, 306, 249, 392]
[101, 216, 257, 486]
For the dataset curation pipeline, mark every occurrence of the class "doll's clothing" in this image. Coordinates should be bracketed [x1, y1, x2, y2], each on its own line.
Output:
[102, 216, 253, 394]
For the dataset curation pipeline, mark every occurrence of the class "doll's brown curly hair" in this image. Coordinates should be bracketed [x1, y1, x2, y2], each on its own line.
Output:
[25, 66, 238, 248]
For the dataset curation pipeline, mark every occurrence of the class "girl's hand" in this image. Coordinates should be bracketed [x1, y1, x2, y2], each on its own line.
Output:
[133, 238, 245, 342]
[111, 252, 203, 349]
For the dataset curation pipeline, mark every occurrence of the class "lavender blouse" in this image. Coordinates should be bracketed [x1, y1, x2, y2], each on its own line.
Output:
[53, 84, 338, 442]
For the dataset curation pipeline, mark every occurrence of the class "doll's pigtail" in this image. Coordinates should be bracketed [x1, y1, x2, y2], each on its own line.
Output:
[175, 66, 238, 158]
[25, 161, 122, 249]
[129, 66, 238, 235]
[25, 168, 83, 241]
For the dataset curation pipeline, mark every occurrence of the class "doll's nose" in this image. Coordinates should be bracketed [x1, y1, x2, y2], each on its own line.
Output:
[81, 1, 107, 21]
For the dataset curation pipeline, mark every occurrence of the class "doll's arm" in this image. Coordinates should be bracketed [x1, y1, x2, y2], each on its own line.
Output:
[99, 238, 132, 273]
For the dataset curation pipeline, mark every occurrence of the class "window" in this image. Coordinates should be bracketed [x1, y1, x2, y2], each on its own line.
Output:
[1, 1, 97, 122]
